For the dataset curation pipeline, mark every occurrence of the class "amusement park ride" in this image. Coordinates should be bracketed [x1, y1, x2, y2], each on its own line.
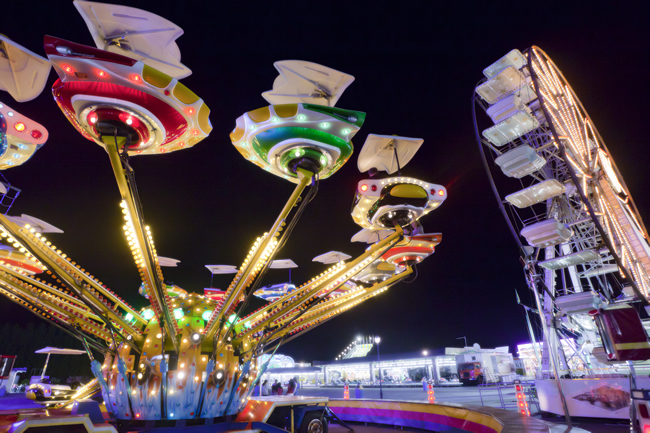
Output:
[0, 1, 446, 431]
[473, 48, 650, 421]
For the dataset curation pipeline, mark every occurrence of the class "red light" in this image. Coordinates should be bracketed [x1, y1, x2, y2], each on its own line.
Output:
[179, 142, 185, 148]
[186, 107, 195, 115]
[97, 70, 107, 77]
[438, 190, 444, 196]
[360, 184, 369, 192]
[371, 185, 377, 192]
[430, 189, 436, 195]
[132, 74, 141, 82]
[639, 402, 650, 419]
[31, 130, 43, 139]
[13, 122, 26, 132]
[192, 129, 199, 136]
[644, 425, 650, 433]
[63, 65, 73, 73]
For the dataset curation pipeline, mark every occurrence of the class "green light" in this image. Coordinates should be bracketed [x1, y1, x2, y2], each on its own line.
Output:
[228, 314, 237, 324]
[249, 125, 256, 130]
[342, 128, 351, 135]
[320, 122, 330, 129]
[244, 321, 252, 329]
[320, 155, 327, 166]
[125, 313, 134, 322]
[142, 309, 154, 321]
[272, 117, 279, 122]
[202, 310, 213, 321]
[174, 308, 184, 320]
[292, 148, 304, 158]
[297, 114, 306, 121]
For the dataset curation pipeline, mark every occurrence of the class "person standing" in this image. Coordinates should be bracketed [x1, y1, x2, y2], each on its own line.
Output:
[277, 382, 284, 395]
[262, 379, 270, 396]
[287, 378, 296, 395]
[293, 376, 300, 395]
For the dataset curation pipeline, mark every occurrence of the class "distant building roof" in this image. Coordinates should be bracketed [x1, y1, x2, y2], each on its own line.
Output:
[313, 348, 452, 366]
[266, 366, 321, 374]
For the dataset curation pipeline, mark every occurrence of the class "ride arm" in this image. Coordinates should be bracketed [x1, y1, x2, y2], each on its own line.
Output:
[0, 278, 114, 343]
[204, 168, 315, 340]
[263, 267, 413, 349]
[0, 214, 144, 344]
[234, 226, 404, 341]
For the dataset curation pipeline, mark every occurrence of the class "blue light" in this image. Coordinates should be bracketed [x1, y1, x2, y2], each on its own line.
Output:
[13, 153, 21, 158]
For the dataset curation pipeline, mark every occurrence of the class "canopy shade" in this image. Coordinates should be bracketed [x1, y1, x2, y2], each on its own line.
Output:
[0, 36, 51, 102]
[74, 0, 191, 78]
[357, 134, 423, 174]
[262, 60, 354, 107]
[312, 251, 351, 264]
[269, 259, 298, 269]
[35, 347, 86, 355]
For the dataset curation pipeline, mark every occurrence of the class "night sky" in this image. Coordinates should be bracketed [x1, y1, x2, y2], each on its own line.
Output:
[1, 2, 648, 365]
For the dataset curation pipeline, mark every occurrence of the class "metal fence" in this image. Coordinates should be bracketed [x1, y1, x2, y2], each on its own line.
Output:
[478, 380, 540, 414]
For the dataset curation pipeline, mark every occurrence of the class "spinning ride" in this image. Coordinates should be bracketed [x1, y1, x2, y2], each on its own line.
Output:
[473, 47, 650, 420]
[0, 1, 448, 428]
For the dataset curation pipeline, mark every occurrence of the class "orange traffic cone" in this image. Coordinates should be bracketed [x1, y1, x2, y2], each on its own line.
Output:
[343, 383, 349, 400]
[427, 381, 435, 403]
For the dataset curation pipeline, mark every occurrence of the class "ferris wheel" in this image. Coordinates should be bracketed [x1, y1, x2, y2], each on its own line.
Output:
[472, 46, 650, 305]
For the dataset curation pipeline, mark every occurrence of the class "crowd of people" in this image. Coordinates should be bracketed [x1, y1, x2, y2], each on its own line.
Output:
[254, 377, 299, 396]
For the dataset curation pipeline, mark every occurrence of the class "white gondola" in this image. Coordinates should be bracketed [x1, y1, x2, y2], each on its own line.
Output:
[539, 249, 600, 270]
[520, 218, 572, 248]
[74, 0, 191, 79]
[486, 92, 537, 124]
[262, 60, 354, 107]
[0, 36, 51, 102]
[495, 144, 546, 178]
[505, 179, 565, 208]
[554, 291, 603, 316]
[476, 66, 527, 105]
[483, 107, 539, 146]
[483, 49, 527, 78]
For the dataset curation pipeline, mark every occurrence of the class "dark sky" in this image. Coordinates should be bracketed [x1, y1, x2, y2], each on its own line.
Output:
[1, 2, 648, 364]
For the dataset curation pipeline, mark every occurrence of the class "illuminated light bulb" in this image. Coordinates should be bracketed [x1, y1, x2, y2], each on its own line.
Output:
[178, 372, 185, 379]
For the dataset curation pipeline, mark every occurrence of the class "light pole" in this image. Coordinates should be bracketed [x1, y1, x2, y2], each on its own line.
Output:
[375, 335, 383, 399]
[422, 350, 429, 380]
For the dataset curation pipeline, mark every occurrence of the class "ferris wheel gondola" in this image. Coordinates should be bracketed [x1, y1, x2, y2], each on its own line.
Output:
[473, 47, 650, 306]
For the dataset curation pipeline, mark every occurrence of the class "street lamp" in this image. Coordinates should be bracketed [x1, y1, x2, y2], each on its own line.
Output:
[375, 335, 383, 399]
[422, 350, 429, 380]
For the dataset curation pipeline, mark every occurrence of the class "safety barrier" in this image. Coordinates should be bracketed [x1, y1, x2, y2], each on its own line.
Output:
[328, 398, 561, 433]
[478, 380, 539, 414]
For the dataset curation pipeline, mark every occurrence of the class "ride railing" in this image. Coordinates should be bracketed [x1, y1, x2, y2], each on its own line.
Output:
[478, 380, 540, 414]
[534, 365, 650, 379]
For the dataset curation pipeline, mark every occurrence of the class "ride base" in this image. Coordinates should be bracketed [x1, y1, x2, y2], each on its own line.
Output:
[0, 395, 592, 432]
